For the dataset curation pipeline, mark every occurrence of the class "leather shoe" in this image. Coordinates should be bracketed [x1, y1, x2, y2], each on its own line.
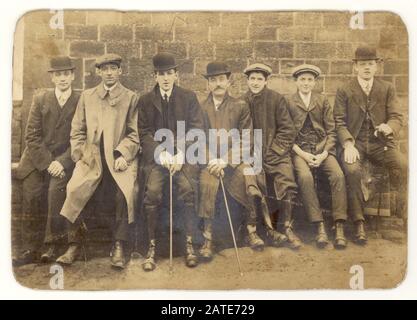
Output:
[142, 242, 156, 272]
[247, 232, 265, 251]
[185, 241, 198, 268]
[354, 221, 367, 245]
[284, 224, 302, 250]
[56, 244, 79, 265]
[267, 229, 288, 247]
[315, 222, 329, 249]
[40, 245, 57, 263]
[12, 250, 37, 267]
[199, 239, 213, 262]
[334, 221, 347, 250]
[110, 241, 126, 269]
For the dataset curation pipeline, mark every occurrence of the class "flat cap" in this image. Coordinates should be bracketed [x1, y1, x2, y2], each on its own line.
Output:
[243, 63, 272, 77]
[292, 64, 321, 78]
[95, 53, 122, 68]
[48, 56, 75, 72]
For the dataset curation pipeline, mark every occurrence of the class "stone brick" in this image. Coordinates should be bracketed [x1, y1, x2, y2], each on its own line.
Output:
[346, 29, 379, 43]
[395, 76, 408, 94]
[248, 59, 280, 74]
[397, 45, 408, 59]
[336, 43, 353, 59]
[295, 43, 335, 59]
[152, 12, 187, 27]
[120, 75, 144, 93]
[211, 26, 248, 41]
[65, 25, 97, 40]
[251, 12, 294, 26]
[185, 13, 221, 26]
[278, 27, 315, 42]
[106, 41, 140, 61]
[64, 10, 87, 24]
[141, 41, 156, 59]
[177, 59, 195, 74]
[365, 12, 405, 27]
[380, 27, 408, 44]
[101, 25, 133, 41]
[71, 58, 84, 90]
[84, 59, 102, 89]
[87, 11, 121, 25]
[383, 60, 408, 75]
[216, 42, 253, 60]
[25, 10, 53, 24]
[305, 60, 330, 74]
[378, 43, 398, 60]
[316, 28, 346, 42]
[70, 40, 105, 58]
[324, 75, 354, 94]
[322, 12, 351, 27]
[248, 26, 277, 41]
[189, 42, 215, 59]
[135, 26, 173, 41]
[222, 59, 248, 73]
[221, 13, 249, 26]
[255, 42, 294, 59]
[195, 59, 213, 77]
[175, 26, 209, 42]
[127, 58, 154, 79]
[294, 12, 321, 26]
[267, 75, 297, 95]
[330, 61, 353, 75]
[280, 59, 304, 75]
[25, 23, 63, 41]
[178, 73, 207, 93]
[121, 12, 152, 26]
[156, 42, 187, 59]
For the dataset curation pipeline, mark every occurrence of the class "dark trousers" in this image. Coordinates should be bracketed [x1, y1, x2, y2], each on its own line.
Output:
[20, 167, 72, 251]
[340, 139, 407, 221]
[143, 165, 195, 242]
[293, 154, 347, 223]
[68, 141, 129, 244]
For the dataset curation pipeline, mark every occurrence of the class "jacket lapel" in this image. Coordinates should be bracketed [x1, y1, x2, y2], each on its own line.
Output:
[351, 79, 367, 113]
[151, 85, 162, 114]
[293, 92, 309, 112]
[56, 90, 78, 128]
[367, 78, 380, 111]
[44, 90, 61, 119]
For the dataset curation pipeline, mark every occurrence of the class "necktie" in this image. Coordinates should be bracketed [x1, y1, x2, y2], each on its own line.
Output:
[364, 82, 371, 96]
[164, 93, 168, 103]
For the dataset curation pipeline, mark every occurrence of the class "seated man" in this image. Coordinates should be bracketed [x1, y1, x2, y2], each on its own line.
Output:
[287, 64, 348, 249]
[13, 56, 80, 266]
[242, 63, 302, 250]
[334, 46, 407, 244]
[58, 54, 139, 269]
[198, 61, 265, 261]
[137, 52, 205, 271]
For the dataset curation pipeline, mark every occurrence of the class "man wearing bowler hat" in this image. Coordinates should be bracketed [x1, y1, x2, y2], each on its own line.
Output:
[137, 52, 205, 271]
[198, 61, 266, 261]
[242, 63, 302, 250]
[334, 46, 407, 244]
[13, 56, 80, 266]
[57, 53, 139, 269]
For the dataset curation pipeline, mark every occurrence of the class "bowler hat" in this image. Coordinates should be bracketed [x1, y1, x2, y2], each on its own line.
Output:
[292, 64, 321, 78]
[95, 53, 122, 68]
[353, 46, 380, 61]
[243, 63, 272, 77]
[48, 56, 75, 72]
[203, 61, 231, 78]
[153, 52, 178, 72]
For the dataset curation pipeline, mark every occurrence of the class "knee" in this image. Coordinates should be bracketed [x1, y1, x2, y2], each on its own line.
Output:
[343, 162, 361, 179]
[329, 169, 346, 185]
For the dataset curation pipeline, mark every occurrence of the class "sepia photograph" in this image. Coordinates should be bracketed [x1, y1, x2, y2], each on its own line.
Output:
[10, 9, 408, 290]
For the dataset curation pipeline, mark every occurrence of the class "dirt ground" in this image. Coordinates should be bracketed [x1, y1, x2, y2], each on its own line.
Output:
[13, 237, 406, 290]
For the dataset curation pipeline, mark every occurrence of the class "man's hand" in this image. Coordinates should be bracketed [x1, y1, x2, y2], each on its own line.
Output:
[114, 156, 128, 172]
[301, 151, 317, 167]
[343, 141, 360, 164]
[207, 158, 227, 177]
[375, 123, 393, 137]
[47, 161, 65, 178]
[159, 150, 173, 169]
[310, 151, 328, 168]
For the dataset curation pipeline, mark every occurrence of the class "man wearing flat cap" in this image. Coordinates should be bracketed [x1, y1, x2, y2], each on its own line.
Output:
[288, 64, 348, 249]
[13, 56, 80, 266]
[198, 61, 266, 261]
[137, 52, 205, 271]
[242, 63, 302, 250]
[57, 53, 140, 269]
[334, 46, 407, 244]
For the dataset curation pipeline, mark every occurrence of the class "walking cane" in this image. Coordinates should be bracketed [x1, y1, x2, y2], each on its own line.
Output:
[219, 174, 244, 276]
[169, 172, 174, 274]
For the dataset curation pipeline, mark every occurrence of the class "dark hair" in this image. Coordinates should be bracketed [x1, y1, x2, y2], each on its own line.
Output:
[154, 68, 178, 75]
[246, 70, 268, 80]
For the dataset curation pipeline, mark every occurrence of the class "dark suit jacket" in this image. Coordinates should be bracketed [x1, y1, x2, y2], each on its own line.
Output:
[287, 91, 337, 156]
[334, 77, 403, 147]
[17, 89, 80, 179]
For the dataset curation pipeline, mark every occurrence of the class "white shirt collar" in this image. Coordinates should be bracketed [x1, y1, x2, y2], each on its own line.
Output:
[55, 87, 72, 107]
[298, 91, 312, 109]
[357, 76, 374, 93]
[159, 86, 173, 101]
[212, 96, 223, 111]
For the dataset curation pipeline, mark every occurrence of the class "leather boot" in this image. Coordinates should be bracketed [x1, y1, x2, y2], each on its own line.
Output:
[334, 220, 347, 249]
[56, 244, 80, 265]
[315, 222, 329, 249]
[281, 196, 302, 250]
[12, 250, 38, 267]
[142, 240, 156, 272]
[110, 241, 126, 269]
[354, 220, 367, 245]
[284, 224, 303, 250]
[40, 245, 57, 263]
[246, 224, 265, 251]
[199, 239, 213, 262]
[267, 229, 288, 247]
[185, 237, 198, 268]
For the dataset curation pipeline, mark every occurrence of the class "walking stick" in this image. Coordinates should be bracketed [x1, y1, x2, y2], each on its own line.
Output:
[169, 172, 173, 274]
[219, 175, 244, 276]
